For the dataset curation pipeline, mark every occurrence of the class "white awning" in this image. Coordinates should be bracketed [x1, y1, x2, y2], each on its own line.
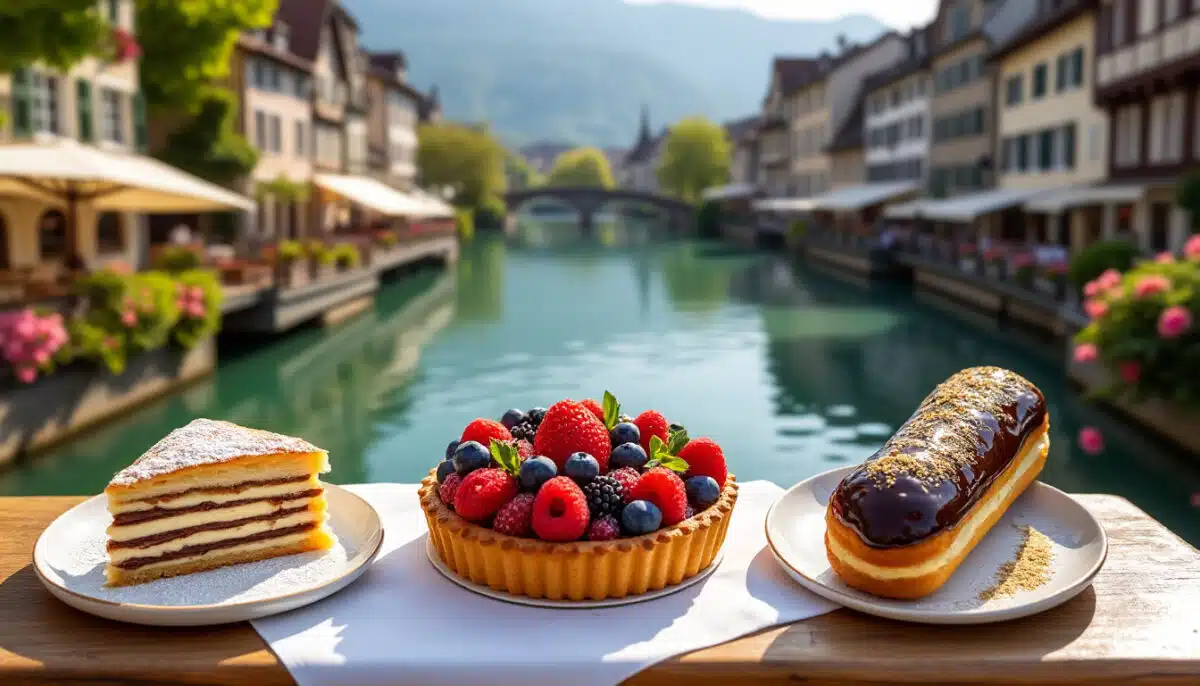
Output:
[918, 188, 1050, 222]
[810, 181, 919, 211]
[314, 174, 431, 216]
[407, 188, 456, 219]
[752, 197, 817, 213]
[0, 139, 253, 212]
[1024, 184, 1147, 213]
[883, 199, 930, 219]
[702, 183, 760, 201]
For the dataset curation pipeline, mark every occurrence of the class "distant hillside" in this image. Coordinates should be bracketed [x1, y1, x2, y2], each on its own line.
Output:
[344, 0, 888, 148]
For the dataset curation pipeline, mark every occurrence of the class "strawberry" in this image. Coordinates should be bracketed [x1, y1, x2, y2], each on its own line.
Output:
[580, 398, 605, 423]
[533, 400, 612, 471]
[678, 437, 728, 488]
[634, 410, 669, 453]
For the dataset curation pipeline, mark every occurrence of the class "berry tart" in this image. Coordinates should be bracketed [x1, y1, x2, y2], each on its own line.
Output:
[419, 392, 738, 601]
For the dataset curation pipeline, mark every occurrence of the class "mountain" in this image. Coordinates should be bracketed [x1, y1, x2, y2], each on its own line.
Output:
[344, 0, 889, 148]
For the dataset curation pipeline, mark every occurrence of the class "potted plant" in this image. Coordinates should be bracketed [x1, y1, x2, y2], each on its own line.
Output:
[1037, 261, 1069, 299]
[274, 240, 307, 288]
[1012, 253, 1036, 288]
[957, 243, 978, 272]
[983, 248, 1006, 280]
[307, 241, 335, 281]
[332, 243, 361, 272]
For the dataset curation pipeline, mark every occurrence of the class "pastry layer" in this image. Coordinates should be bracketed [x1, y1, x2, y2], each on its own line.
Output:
[105, 529, 333, 586]
[825, 418, 1049, 599]
[107, 511, 324, 565]
[106, 452, 328, 504]
[107, 494, 324, 543]
[419, 469, 739, 601]
[111, 475, 319, 516]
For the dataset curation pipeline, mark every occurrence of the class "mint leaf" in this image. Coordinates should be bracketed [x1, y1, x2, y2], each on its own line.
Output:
[649, 434, 669, 461]
[602, 390, 621, 430]
[655, 455, 690, 473]
[667, 426, 689, 454]
[645, 435, 690, 473]
[489, 439, 521, 477]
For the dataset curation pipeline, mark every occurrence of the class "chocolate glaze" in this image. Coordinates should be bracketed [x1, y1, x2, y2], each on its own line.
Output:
[114, 522, 319, 569]
[108, 503, 315, 550]
[829, 367, 1046, 549]
[112, 488, 322, 526]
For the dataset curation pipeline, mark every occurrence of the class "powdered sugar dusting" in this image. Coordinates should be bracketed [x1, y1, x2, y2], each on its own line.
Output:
[109, 419, 326, 488]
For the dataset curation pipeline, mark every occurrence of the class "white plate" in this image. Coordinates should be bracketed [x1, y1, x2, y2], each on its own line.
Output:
[33, 483, 384, 626]
[766, 466, 1107, 625]
[426, 537, 724, 608]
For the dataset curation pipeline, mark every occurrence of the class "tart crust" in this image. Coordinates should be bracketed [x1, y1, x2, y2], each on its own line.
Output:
[419, 470, 739, 601]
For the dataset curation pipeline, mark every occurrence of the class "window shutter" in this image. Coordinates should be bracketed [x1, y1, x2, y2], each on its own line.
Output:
[77, 79, 94, 142]
[133, 92, 147, 152]
[11, 68, 32, 138]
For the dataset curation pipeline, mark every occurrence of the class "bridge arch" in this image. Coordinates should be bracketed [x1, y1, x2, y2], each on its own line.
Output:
[505, 187, 694, 235]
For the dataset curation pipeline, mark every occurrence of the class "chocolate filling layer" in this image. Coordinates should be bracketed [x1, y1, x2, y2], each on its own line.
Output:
[124, 474, 312, 506]
[114, 522, 319, 569]
[108, 503, 317, 550]
[112, 488, 323, 526]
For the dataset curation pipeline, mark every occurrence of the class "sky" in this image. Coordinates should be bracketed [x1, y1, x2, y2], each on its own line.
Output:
[624, 0, 940, 29]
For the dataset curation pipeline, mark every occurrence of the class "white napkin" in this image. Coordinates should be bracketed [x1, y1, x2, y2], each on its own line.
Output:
[251, 481, 837, 686]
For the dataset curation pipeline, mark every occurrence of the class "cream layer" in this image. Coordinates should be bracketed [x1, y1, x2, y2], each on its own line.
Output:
[109, 476, 321, 514]
[107, 511, 325, 564]
[108, 531, 319, 575]
[106, 457, 326, 504]
[107, 495, 322, 541]
[828, 430, 1048, 580]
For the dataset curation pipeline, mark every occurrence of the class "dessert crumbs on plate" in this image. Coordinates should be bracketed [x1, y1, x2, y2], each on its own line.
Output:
[978, 524, 1055, 601]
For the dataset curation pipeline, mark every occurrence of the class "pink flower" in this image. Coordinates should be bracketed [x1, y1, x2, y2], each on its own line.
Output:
[1073, 343, 1099, 363]
[13, 315, 35, 340]
[1098, 269, 1123, 290]
[1084, 299, 1109, 319]
[15, 365, 36, 384]
[1134, 275, 1170, 299]
[1078, 427, 1105, 455]
[32, 348, 49, 366]
[1186, 235, 1200, 261]
[104, 336, 119, 351]
[1119, 360, 1141, 384]
[187, 286, 204, 301]
[121, 310, 138, 328]
[187, 302, 206, 319]
[1156, 252, 1175, 264]
[1083, 279, 1104, 298]
[1157, 306, 1193, 339]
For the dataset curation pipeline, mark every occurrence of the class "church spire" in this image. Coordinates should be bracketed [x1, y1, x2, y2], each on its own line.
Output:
[637, 104, 651, 145]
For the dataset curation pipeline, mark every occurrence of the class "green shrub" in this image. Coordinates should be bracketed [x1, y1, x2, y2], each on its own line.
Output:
[1176, 169, 1200, 232]
[1068, 240, 1140, 293]
[456, 208, 476, 243]
[276, 240, 304, 262]
[696, 199, 721, 237]
[474, 195, 507, 230]
[154, 246, 203, 273]
[332, 243, 361, 268]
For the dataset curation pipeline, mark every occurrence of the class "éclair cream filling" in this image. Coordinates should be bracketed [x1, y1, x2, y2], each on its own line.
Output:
[107, 495, 323, 541]
[106, 511, 324, 564]
[109, 531, 319, 574]
[108, 475, 321, 514]
[828, 430, 1048, 580]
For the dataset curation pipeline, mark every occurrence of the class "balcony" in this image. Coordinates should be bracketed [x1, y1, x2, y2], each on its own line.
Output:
[1096, 16, 1200, 99]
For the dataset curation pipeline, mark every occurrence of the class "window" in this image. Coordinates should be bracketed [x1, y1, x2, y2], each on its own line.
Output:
[254, 110, 267, 150]
[1017, 133, 1030, 171]
[1115, 104, 1142, 167]
[1071, 48, 1085, 89]
[101, 88, 123, 144]
[295, 120, 305, 156]
[1149, 95, 1168, 162]
[1139, 0, 1159, 35]
[294, 74, 309, 99]
[1062, 123, 1076, 170]
[1090, 123, 1102, 162]
[38, 210, 67, 260]
[1165, 91, 1186, 163]
[1038, 130, 1055, 170]
[269, 64, 282, 92]
[1056, 54, 1069, 92]
[949, 0, 971, 42]
[1005, 74, 1023, 106]
[31, 72, 60, 135]
[1113, 0, 1127, 46]
[96, 212, 124, 254]
[1164, 0, 1183, 22]
[270, 115, 282, 153]
[1032, 63, 1048, 99]
[107, 0, 119, 23]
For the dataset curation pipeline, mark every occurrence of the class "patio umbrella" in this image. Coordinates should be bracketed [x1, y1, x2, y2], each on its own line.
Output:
[0, 139, 254, 255]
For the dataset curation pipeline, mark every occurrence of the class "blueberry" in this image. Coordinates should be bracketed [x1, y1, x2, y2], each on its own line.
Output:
[436, 460, 456, 483]
[685, 476, 721, 509]
[610, 442, 648, 470]
[451, 440, 491, 476]
[445, 440, 460, 460]
[519, 456, 557, 492]
[563, 452, 600, 484]
[621, 500, 662, 535]
[610, 422, 640, 446]
[527, 407, 547, 424]
[500, 408, 527, 430]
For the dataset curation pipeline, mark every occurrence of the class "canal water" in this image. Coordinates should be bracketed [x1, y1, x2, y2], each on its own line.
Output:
[3, 220, 1198, 546]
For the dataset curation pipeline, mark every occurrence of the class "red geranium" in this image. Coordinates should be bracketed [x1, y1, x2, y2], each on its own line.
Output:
[111, 27, 141, 63]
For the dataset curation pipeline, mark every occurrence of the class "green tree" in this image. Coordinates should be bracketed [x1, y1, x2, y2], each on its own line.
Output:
[506, 153, 542, 190]
[136, 0, 278, 110]
[417, 122, 507, 210]
[545, 148, 615, 189]
[156, 89, 258, 185]
[0, 1, 109, 74]
[656, 117, 731, 203]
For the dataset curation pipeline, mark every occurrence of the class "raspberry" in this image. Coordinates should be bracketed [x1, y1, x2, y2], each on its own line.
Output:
[439, 473, 463, 507]
[533, 400, 612, 472]
[608, 468, 640, 503]
[460, 418, 512, 447]
[587, 515, 620, 541]
[582, 475, 624, 518]
[629, 468, 688, 526]
[493, 493, 535, 537]
[515, 439, 534, 459]
[580, 398, 605, 422]
[531, 477, 590, 542]
[633, 410, 669, 453]
[454, 468, 518, 523]
[678, 437, 728, 488]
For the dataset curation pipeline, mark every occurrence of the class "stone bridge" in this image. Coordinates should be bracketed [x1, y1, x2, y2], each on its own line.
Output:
[505, 187, 695, 234]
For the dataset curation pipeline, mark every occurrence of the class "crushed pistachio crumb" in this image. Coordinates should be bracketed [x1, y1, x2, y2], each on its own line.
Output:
[978, 524, 1055, 601]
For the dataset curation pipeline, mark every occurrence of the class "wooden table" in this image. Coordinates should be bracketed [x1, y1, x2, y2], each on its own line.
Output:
[2, 495, 1198, 685]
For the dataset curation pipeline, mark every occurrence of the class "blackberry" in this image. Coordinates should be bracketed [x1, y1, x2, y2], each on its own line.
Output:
[511, 408, 547, 442]
[583, 475, 625, 518]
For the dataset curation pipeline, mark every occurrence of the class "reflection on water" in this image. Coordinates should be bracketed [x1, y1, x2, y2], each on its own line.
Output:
[3, 227, 1198, 546]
